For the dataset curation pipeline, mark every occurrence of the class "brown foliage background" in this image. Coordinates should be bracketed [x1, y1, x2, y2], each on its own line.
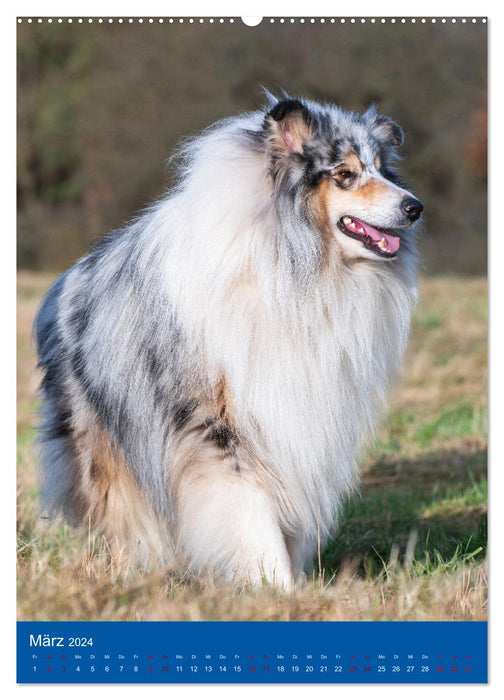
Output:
[17, 19, 487, 274]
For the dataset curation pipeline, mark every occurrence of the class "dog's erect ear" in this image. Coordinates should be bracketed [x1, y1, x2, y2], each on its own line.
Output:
[265, 99, 313, 156]
[372, 114, 404, 148]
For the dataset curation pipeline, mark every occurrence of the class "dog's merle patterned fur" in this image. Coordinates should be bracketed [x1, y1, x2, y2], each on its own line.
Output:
[34, 94, 420, 586]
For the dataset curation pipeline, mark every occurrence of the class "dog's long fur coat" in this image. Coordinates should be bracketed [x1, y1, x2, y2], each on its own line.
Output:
[35, 94, 421, 587]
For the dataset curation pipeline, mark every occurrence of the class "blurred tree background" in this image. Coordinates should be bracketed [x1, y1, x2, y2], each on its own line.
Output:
[17, 19, 487, 274]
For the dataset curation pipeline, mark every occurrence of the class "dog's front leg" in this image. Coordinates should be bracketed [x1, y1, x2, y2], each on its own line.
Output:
[173, 452, 293, 590]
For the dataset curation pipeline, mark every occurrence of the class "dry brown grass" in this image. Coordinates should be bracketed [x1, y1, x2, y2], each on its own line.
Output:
[17, 272, 487, 622]
[17, 527, 487, 622]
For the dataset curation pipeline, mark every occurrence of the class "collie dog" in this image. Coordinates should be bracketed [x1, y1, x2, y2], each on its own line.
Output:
[35, 94, 422, 588]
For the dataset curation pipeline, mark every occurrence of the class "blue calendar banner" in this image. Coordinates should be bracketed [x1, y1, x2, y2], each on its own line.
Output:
[17, 621, 487, 683]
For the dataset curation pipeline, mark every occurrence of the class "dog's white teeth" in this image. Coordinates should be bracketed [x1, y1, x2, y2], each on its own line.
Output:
[342, 216, 352, 224]
[358, 227, 365, 233]
[378, 237, 387, 250]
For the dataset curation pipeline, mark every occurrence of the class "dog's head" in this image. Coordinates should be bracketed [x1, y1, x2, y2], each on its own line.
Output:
[264, 96, 423, 264]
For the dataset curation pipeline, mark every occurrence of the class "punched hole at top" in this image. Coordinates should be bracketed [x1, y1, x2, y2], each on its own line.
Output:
[241, 17, 263, 27]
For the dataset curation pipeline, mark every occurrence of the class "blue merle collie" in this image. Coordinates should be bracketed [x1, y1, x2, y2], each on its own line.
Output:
[35, 94, 422, 588]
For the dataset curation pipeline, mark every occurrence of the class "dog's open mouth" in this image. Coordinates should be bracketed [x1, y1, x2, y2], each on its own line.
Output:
[337, 216, 400, 258]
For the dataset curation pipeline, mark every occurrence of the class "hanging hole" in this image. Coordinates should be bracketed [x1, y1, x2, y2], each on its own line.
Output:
[241, 17, 263, 27]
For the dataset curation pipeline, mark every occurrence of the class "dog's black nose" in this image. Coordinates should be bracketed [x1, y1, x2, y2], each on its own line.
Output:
[401, 196, 424, 222]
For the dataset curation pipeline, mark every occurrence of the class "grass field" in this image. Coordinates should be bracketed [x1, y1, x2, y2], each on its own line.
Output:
[17, 272, 487, 621]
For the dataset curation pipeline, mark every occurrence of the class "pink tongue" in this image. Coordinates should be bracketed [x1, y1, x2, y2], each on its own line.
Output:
[355, 218, 400, 253]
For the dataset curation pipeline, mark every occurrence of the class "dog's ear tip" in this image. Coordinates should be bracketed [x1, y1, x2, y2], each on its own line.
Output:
[268, 98, 307, 122]
[373, 114, 404, 147]
[388, 120, 404, 147]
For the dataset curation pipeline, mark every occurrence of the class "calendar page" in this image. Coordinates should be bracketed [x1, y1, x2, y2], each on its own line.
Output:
[16, 12, 488, 684]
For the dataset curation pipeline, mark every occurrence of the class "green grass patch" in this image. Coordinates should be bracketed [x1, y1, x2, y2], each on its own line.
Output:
[415, 403, 487, 447]
[320, 452, 487, 580]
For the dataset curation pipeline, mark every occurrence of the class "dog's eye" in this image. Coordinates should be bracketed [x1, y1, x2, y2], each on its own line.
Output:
[334, 170, 357, 187]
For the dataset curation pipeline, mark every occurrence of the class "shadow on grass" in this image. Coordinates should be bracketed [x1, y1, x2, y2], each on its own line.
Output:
[321, 447, 487, 579]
